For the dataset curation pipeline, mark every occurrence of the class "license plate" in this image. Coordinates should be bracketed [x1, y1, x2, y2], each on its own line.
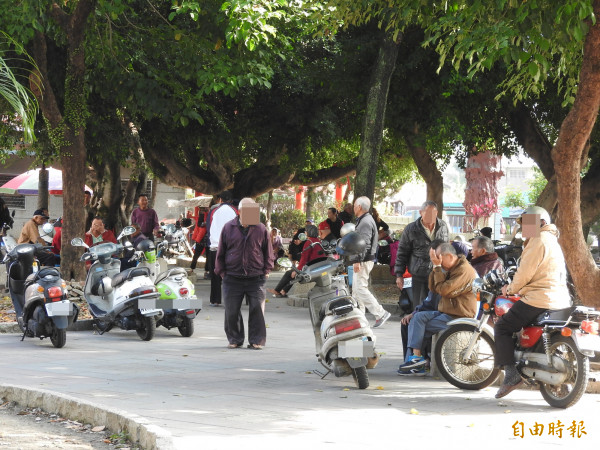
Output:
[138, 298, 157, 309]
[45, 301, 71, 317]
[158, 298, 202, 310]
[575, 331, 600, 352]
[403, 277, 412, 288]
[339, 339, 374, 358]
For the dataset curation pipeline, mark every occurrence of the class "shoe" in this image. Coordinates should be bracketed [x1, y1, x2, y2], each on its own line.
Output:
[227, 343, 242, 349]
[495, 379, 524, 399]
[397, 366, 427, 376]
[373, 311, 391, 328]
[247, 344, 263, 350]
[209, 303, 222, 307]
[203, 272, 211, 279]
[399, 355, 427, 370]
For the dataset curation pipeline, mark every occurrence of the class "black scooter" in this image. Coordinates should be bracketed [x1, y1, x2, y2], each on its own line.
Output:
[4, 243, 78, 348]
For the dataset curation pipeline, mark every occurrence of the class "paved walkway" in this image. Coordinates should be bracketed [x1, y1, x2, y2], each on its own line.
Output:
[1, 273, 598, 449]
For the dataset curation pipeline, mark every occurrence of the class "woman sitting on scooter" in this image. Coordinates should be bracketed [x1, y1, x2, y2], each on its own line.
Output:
[267, 224, 326, 298]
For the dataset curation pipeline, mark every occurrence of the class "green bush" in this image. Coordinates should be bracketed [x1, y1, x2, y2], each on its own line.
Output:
[271, 210, 307, 237]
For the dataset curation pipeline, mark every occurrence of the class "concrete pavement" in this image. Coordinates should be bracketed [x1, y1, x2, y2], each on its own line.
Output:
[1, 272, 599, 449]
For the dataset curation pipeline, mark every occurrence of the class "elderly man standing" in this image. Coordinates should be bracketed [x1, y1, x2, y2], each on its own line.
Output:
[394, 201, 449, 306]
[398, 243, 477, 375]
[352, 196, 391, 328]
[131, 194, 159, 241]
[470, 236, 504, 277]
[215, 198, 274, 350]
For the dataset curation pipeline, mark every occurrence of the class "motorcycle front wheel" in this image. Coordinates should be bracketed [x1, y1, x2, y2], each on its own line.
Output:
[434, 324, 499, 390]
[136, 316, 156, 341]
[178, 316, 195, 337]
[351, 366, 369, 389]
[539, 335, 589, 408]
[50, 327, 66, 348]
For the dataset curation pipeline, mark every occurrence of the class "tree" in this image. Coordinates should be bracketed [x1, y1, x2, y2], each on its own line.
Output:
[462, 151, 503, 230]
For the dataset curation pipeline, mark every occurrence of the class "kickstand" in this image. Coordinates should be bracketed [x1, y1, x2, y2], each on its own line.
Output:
[92, 323, 107, 336]
[313, 369, 331, 379]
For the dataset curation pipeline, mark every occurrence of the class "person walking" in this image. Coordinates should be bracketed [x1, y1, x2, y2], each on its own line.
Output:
[352, 196, 391, 328]
[215, 198, 274, 349]
[394, 201, 449, 306]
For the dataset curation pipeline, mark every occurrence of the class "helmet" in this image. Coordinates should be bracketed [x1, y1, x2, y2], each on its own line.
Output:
[521, 206, 551, 225]
[340, 223, 355, 237]
[136, 239, 156, 263]
[335, 231, 366, 256]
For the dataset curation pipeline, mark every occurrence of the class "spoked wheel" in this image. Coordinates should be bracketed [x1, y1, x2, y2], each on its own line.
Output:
[434, 324, 500, 390]
[351, 366, 369, 389]
[539, 335, 589, 408]
[50, 327, 66, 348]
[136, 316, 156, 341]
[178, 316, 195, 337]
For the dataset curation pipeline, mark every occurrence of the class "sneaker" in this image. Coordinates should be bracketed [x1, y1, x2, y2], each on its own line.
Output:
[397, 366, 427, 376]
[373, 311, 391, 328]
[399, 355, 427, 370]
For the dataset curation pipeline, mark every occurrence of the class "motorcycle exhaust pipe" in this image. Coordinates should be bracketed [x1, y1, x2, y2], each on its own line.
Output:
[521, 367, 568, 385]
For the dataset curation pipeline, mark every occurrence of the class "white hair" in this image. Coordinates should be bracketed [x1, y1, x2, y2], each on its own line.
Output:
[354, 196, 371, 212]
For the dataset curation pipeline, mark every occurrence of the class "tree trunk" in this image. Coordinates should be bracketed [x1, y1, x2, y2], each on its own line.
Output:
[405, 125, 444, 216]
[354, 33, 401, 200]
[37, 164, 48, 210]
[102, 159, 122, 232]
[551, 0, 600, 307]
[266, 190, 274, 229]
[305, 186, 315, 220]
[31, 1, 94, 281]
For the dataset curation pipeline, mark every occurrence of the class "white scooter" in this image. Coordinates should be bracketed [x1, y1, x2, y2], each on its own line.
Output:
[130, 239, 201, 337]
[287, 228, 379, 389]
[71, 226, 162, 341]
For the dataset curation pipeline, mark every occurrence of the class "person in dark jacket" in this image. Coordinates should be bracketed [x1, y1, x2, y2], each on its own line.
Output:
[287, 227, 305, 263]
[394, 201, 449, 306]
[215, 198, 274, 350]
[326, 207, 344, 239]
[338, 203, 353, 225]
[470, 236, 504, 277]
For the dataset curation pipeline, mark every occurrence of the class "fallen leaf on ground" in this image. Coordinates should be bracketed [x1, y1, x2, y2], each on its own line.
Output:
[92, 425, 106, 432]
[376, 386, 384, 390]
[410, 408, 419, 415]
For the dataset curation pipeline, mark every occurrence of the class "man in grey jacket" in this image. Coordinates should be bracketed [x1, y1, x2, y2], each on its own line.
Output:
[352, 196, 391, 328]
[394, 201, 449, 306]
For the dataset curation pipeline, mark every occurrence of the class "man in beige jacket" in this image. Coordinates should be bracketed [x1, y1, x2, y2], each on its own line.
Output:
[494, 206, 571, 398]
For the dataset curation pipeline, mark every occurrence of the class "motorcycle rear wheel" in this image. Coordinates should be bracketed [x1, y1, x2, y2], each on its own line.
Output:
[50, 327, 66, 348]
[136, 316, 156, 341]
[178, 316, 195, 337]
[351, 366, 369, 389]
[538, 335, 589, 408]
[434, 323, 499, 390]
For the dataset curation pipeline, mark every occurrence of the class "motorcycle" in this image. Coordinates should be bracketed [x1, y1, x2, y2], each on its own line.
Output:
[4, 242, 78, 348]
[286, 229, 379, 389]
[130, 239, 201, 337]
[433, 268, 600, 408]
[157, 221, 193, 259]
[70, 226, 162, 341]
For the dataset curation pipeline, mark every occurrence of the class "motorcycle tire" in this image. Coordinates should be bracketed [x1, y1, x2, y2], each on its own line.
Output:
[50, 327, 66, 348]
[136, 316, 156, 341]
[434, 323, 499, 390]
[539, 335, 589, 408]
[351, 366, 369, 389]
[178, 316, 195, 337]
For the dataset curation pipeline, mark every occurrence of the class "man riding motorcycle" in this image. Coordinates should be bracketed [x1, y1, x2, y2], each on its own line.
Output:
[494, 206, 571, 399]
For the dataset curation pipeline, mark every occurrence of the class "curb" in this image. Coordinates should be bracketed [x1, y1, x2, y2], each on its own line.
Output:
[0, 384, 174, 450]
[0, 319, 94, 334]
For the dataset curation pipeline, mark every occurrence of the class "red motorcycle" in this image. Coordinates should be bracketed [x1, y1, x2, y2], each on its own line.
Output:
[433, 269, 600, 408]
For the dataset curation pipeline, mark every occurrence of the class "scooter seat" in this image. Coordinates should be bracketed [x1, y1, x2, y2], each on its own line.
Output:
[319, 296, 355, 321]
[533, 306, 578, 325]
[155, 267, 187, 284]
[112, 266, 151, 288]
[35, 267, 61, 282]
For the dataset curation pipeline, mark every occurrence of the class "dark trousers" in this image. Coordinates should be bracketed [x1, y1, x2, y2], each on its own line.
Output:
[412, 277, 429, 307]
[274, 269, 294, 294]
[494, 300, 547, 367]
[209, 250, 221, 304]
[222, 275, 267, 346]
[190, 242, 204, 270]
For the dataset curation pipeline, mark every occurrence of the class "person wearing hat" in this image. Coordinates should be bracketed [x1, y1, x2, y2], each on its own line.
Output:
[305, 218, 315, 227]
[318, 220, 336, 248]
[18, 209, 49, 245]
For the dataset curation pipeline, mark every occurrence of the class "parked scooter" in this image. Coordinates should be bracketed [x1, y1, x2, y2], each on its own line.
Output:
[130, 239, 201, 337]
[4, 242, 78, 348]
[71, 226, 162, 341]
[286, 229, 379, 389]
[157, 221, 193, 259]
[434, 268, 600, 408]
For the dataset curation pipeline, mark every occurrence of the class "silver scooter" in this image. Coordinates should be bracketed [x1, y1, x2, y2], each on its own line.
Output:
[71, 226, 162, 341]
[287, 229, 379, 389]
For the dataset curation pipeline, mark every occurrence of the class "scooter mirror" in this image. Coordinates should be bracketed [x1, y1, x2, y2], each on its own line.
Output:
[378, 239, 389, 247]
[71, 237, 87, 247]
[340, 223, 356, 237]
[276, 257, 292, 269]
[297, 233, 307, 241]
[41, 223, 54, 235]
